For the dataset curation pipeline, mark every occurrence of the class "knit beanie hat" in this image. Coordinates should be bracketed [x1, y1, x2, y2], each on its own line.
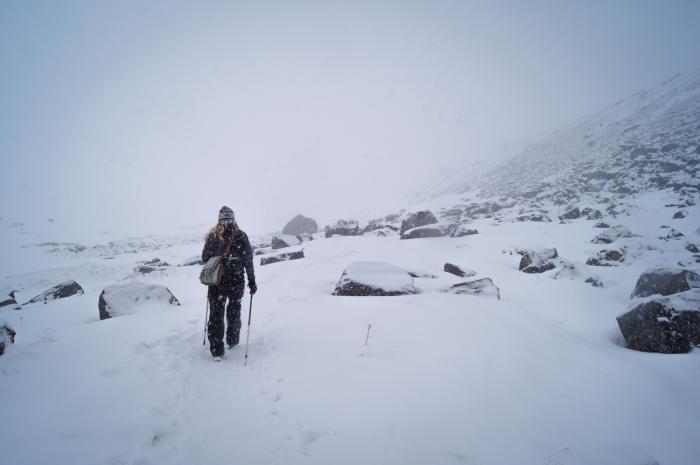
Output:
[218, 206, 235, 222]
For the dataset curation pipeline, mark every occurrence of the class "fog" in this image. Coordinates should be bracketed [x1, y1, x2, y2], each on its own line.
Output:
[2, 0, 699, 239]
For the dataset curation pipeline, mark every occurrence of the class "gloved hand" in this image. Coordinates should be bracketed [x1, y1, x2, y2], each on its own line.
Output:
[248, 280, 257, 295]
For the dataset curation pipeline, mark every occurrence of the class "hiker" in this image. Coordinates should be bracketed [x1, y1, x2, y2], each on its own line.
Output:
[202, 206, 257, 359]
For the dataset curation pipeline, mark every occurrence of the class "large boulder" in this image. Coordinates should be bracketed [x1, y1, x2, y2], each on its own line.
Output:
[98, 283, 180, 320]
[617, 289, 700, 353]
[450, 225, 479, 237]
[630, 268, 700, 298]
[282, 215, 318, 236]
[0, 321, 16, 356]
[591, 226, 632, 244]
[325, 220, 360, 238]
[400, 223, 452, 240]
[333, 262, 417, 296]
[586, 249, 625, 266]
[22, 280, 84, 305]
[0, 291, 17, 308]
[400, 211, 438, 235]
[581, 207, 603, 220]
[260, 250, 305, 266]
[518, 248, 559, 273]
[271, 236, 290, 250]
[559, 207, 581, 221]
[444, 263, 476, 278]
[446, 278, 501, 299]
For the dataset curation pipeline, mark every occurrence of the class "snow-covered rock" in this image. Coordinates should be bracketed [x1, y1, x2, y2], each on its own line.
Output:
[586, 249, 625, 266]
[399, 210, 437, 235]
[260, 250, 305, 266]
[400, 223, 452, 240]
[0, 320, 16, 356]
[22, 280, 84, 305]
[443, 263, 476, 278]
[630, 268, 700, 298]
[445, 277, 501, 299]
[559, 206, 581, 221]
[281, 214, 318, 235]
[134, 258, 169, 274]
[518, 248, 559, 273]
[450, 225, 479, 237]
[98, 283, 180, 320]
[0, 290, 17, 308]
[591, 226, 632, 244]
[333, 262, 416, 296]
[325, 219, 360, 238]
[617, 289, 700, 353]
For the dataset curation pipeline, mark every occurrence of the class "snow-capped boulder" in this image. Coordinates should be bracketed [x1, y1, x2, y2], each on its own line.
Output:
[687, 243, 699, 254]
[673, 210, 686, 219]
[400, 223, 452, 240]
[0, 290, 17, 308]
[260, 250, 305, 266]
[617, 289, 700, 354]
[282, 214, 318, 235]
[661, 228, 684, 240]
[98, 283, 180, 320]
[585, 277, 604, 287]
[333, 262, 417, 296]
[594, 221, 610, 228]
[559, 207, 581, 221]
[444, 263, 476, 278]
[362, 220, 399, 235]
[586, 249, 625, 266]
[445, 278, 501, 299]
[591, 225, 632, 244]
[134, 258, 169, 274]
[0, 321, 16, 356]
[516, 213, 552, 222]
[325, 220, 361, 238]
[400, 211, 437, 235]
[518, 248, 559, 273]
[450, 225, 479, 237]
[22, 280, 84, 305]
[582, 207, 603, 220]
[180, 256, 203, 266]
[630, 268, 700, 298]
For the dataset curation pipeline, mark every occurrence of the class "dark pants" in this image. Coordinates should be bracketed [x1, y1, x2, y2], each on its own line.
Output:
[207, 281, 245, 357]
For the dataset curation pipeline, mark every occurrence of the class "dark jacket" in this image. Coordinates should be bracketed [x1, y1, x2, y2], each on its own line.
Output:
[202, 227, 255, 288]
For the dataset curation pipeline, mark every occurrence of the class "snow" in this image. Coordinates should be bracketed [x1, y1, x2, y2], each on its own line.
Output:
[100, 282, 180, 318]
[336, 261, 416, 293]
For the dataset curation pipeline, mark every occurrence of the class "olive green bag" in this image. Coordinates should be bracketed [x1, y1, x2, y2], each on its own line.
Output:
[199, 235, 235, 286]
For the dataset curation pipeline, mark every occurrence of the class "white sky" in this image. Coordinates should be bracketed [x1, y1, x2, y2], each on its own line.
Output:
[1, 0, 699, 239]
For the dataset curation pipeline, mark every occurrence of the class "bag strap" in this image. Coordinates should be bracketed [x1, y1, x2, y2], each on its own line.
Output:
[223, 232, 236, 257]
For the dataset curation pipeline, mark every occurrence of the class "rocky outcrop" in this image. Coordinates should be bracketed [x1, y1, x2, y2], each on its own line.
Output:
[134, 258, 169, 274]
[260, 250, 305, 266]
[271, 236, 290, 250]
[98, 283, 180, 320]
[333, 262, 417, 296]
[518, 248, 559, 273]
[446, 278, 501, 299]
[23, 281, 84, 305]
[586, 249, 625, 266]
[325, 220, 361, 238]
[400, 223, 452, 240]
[0, 321, 16, 356]
[630, 268, 700, 298]
[617, 289, 700, 353]
[282, 215, 318, 236]
[582, 207, 603, 220]
[450, 226, 479, 237]
[444, 263, 476, 278]
[0, 291, 17, 308]
[559, 207, 581, 221]
[400, 211, 437, 235]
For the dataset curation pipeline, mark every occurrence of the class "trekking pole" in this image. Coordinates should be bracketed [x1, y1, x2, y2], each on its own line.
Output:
[202, 298, 209, 346]
[244, 294, 253, 366]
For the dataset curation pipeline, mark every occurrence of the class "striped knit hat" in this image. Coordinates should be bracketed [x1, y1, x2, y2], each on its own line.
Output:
[218, 206, 235, 223]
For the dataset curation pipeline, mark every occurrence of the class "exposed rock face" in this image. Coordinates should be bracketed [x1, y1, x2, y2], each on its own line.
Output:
[586, 249, 625, 266]
[325, 220, 361, 238]
[559, 207, 581, 220]
[630, 268, 700, 298]
[260, 250, 305, 266]
[446, 278, 501, 299]
[400, 223, 452, 240]
[0, 321, 16, 356]
[0, 291, 17, 308]
[450, 226, 479, 237]
[591, 226, 632, 244]
[98, 283, 180, 320]
[134, 258, 169, 274]
[444, 263, 476, 278]
[23, 281, 84, 305]
[518, 248, 559, 273]
[617, 289, 700, 353]
[400, 211, 438, 235]
[333, 262, 417, 296]
[282, 215, 318, 236]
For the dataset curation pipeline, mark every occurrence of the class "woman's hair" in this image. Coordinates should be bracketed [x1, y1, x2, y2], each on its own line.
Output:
[206, 222, 240, 240]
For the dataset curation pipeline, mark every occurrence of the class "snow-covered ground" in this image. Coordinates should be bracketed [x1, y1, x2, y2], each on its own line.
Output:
[1, 189, 699, 465]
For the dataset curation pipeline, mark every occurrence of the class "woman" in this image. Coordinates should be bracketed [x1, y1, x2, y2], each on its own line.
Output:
[202, 206, 257, 359]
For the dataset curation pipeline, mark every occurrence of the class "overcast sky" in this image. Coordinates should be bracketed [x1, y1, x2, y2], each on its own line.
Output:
[1, 0, 699, 239]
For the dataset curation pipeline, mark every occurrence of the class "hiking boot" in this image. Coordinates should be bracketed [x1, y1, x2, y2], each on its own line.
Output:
[212, 355, 223, 362]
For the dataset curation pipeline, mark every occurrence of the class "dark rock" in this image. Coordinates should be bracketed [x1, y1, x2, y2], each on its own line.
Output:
[516, 214, 552, 222]
[582, 208, 603, 220]
[585, 277, 604, 288]
[687, 243, 700, 254]
[0, 291, 17, 308]
[630, 268, 700, 298]
[260, 250, 305, 266]
[325, 220, 361, 238]
[673, 210, 686, 219]
[0, 322, 16, 356]
[617, 289, 700, 353]
[594, 222, 610, 228]
[407, 270, 438, 279]
[135, 258, 169, 274]
[586, 249, 625, 266]
[400, 224, 452, 240]
[444, 263, 476, 278]
[23, 280, 84, 305]
[271, 236, 290, 250]
[446, 278, 501, 299]
[400, 211, 438, 235]
[333, 262, 416, 296]
[559, 207, 581, 221]
[98, 283, 180, 320]
[591, 226, 632, 244]
[519, 248, 559, 273]
[282, 215, 318, 236]
[450, 226, 479, 237]
[661, 229, 684, 240]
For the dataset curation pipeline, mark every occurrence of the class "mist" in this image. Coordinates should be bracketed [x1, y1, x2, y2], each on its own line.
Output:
[2, 0, 699, 239]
